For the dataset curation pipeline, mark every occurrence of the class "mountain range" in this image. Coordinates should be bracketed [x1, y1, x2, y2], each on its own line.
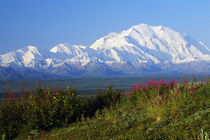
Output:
[0, 24, 209, 79]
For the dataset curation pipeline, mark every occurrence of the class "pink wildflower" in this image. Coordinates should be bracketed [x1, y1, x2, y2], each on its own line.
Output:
[171, 80, 176, 85]
[153, 77, 157, 85]
[150, 80, 153, 86]
[165, 80, 167, 85]
[160, 79, 164, 85]
[138, 83, 142, 89]
[131, 83, 138, 91]
[126, 91, 130, 97]
[147, 82, 150, 88]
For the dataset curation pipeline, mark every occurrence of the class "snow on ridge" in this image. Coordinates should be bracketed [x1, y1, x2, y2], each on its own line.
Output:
[0, 46, 43, 67]
[50, 43, 87, 56]
[90, 23, 210, 64]
[0, 23, 209, 72]
[198, 41, 210, 51]
[0, 51, 16, 65]
[50, 43, 71, 54]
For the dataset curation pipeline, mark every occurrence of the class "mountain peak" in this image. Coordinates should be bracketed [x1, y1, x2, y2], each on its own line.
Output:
[26, 46, 38, 50]
[0, 23, 209, 78]
[16, 46, 40, 55]
[128, 23, 169, 35]
[132, 23, 150, 28]
[90, 23, 210, 64]
[50, 43, 70, 54]
[0, 45, 42, 68]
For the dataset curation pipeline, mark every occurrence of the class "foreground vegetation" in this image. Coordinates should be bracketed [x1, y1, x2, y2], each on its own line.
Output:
[0, 85, 121, 139]
[0, 78, 209, 139]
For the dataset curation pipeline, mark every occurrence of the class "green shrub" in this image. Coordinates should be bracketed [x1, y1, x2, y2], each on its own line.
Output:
[35, 79, 209, 139]
[0, 100, 25, 139]
[95, 85, 122, 110]
[0, 85, 122, 139]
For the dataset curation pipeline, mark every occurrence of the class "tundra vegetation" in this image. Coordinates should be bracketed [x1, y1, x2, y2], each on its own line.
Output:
[0, 77, 209, 139]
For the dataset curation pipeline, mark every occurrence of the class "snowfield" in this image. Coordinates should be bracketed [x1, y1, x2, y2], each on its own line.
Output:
[0, 23, 209, 78]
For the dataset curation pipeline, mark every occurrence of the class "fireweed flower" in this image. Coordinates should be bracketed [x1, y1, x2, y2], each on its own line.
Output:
[147, 81, 153, 88]
[126, 91, 130, 97]
[150, 80, 153, 86]
[160, 80, 164, 85]
[131, 83, 138, 91]
[169, 80, 176, 87]
[164, 82, 167, 87]
[153, 77, 157, 85]
[147, 82, 150, 88]
[171, 80, 175, 85]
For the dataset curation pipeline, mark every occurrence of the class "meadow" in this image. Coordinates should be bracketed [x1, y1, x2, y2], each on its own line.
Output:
[0, 74, 207, 95]
[0, 76, 209, 139]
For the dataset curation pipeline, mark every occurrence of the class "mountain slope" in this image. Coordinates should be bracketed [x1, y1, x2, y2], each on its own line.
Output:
[90, 24, 210, 64]
[49, 43, 88, 60]
[0, 23, 209, 79]
[0, 46, 43, 68]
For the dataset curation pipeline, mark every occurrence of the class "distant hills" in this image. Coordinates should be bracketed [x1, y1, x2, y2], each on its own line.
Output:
[0, 23, 209, 79]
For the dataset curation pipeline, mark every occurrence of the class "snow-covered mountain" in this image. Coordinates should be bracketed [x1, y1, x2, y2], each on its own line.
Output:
[49, 43, 88, 60]
[0, 46, 43, 68]
[90, 24, 209, 64]
[0, 23, 209, 79]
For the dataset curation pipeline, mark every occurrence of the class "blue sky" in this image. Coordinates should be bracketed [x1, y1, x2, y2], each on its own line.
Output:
[0, 0, 210, 54]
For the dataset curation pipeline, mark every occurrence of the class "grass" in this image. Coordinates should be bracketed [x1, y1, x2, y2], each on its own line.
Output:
[0, 85, 121, 139]
[19, 78, 209, 140]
